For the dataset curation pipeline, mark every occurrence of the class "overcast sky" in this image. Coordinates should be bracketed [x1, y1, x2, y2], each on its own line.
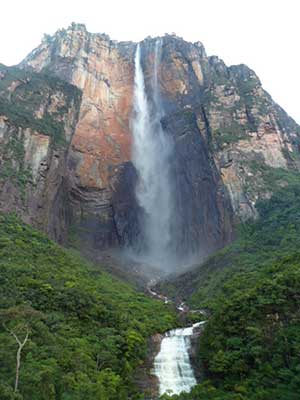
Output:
[1, 0, 299, 123]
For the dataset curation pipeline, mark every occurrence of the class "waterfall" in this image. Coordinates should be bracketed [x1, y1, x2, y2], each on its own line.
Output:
[132, 40, 174, 269]
[153, 322, 204, 396]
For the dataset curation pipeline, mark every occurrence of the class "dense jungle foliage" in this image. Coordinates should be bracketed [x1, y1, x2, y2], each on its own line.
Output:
[160, 181, 300, 399]
[1, 174, 300, 400]
[0, 213, 177, 400]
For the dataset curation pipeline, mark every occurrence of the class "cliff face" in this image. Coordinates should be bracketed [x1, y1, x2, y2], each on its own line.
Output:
[139, 37, 300, 220]
[20, 24, 137, 249]
[5, 23, 300, 258]
[0, 63, 81, 241]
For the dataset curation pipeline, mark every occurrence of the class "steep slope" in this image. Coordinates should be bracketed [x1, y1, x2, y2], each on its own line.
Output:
[19, 23, 300, 261]
[20, 24, 138, 250]
[158, 178, 300, 400]
[0, 63, 81, 241]
[158, 171, 300, 306]
[0, 213, 177, 400]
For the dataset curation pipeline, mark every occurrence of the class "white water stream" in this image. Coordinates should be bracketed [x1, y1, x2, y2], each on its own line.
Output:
[153, 322, 204, 396]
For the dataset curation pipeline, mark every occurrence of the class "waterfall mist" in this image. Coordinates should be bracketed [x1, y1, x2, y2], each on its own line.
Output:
[130, 40, 176, 271]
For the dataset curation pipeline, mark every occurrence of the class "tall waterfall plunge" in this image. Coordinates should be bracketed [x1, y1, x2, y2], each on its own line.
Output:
[131, 41, 175, 269]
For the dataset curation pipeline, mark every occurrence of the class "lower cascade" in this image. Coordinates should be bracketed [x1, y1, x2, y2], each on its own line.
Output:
[153, 322, 204, 396]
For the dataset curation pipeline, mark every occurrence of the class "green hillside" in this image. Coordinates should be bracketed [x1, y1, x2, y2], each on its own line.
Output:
[160, 171, 300, 307]
[159, 178, 300, 399]
[0, 214, 177, 400]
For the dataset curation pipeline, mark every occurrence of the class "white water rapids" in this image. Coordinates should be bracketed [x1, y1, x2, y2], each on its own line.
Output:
[153, 322, 204, 396]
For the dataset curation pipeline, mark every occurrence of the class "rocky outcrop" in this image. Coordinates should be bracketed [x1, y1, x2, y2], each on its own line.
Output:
[135, 333, 163, 399]
[206, 64, 300, 219]
[0, 64, 81, 241]
[139, 37, 300, 221]
[20, 24, 137, 249]
[4, 23, 299, 258]
[161, 110, 232, 256]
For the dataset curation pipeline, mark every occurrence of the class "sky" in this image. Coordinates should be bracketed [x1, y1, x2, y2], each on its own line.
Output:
[1, 0, 299, 123]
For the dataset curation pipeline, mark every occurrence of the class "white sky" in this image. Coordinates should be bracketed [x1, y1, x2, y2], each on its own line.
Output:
[1, 0, 299, 123]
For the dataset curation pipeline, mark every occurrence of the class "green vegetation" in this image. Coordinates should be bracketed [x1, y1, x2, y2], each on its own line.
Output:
[239, 78, 258, 93]
[0, 213, 177, 399]
[0, 63, 81, 202]
[159, 177, 300, 399]
[0, 64, 81, 146]
[0, 132, 33, 200]
[166, 174, 300, 307]
[243, 162, 300, 199]
[203, 78, 259, 149]
[230, 66, 259, 110]
[212, 121, 249, 147]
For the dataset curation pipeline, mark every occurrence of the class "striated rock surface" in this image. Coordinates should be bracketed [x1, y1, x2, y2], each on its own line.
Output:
[2, 23, 299, 262]
[139, 37, 300, 221]
[21, 24, 137, 249]
[0, 63, 81, 241]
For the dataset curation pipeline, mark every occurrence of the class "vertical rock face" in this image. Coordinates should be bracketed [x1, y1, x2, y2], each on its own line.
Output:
[21, 24, 137, 248]
[139, 36, 300, 222]
[7, 24, 299, 264]
[139, 39, 233, 257]
[0, 63, 81, 241]
[20, 26, 232, 257]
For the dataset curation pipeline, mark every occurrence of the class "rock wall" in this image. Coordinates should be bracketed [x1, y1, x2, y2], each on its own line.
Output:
[0, 64, 81, 241]
[139, 36, 300, 221]
[10, 23, 300, 257]
[21, 24, 137, 249]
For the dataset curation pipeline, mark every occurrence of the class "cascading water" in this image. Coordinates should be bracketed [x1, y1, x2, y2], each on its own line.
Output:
[132, 40, 174, 268]
[132, 42, 204, 396]
[153, 322, 204, 396]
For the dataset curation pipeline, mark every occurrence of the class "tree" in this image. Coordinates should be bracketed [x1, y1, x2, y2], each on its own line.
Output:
[0, 306, 43, 393]
[3, 324, 29, 392]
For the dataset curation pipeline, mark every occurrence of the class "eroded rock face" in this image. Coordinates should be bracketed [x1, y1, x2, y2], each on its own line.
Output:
[0, 64, 81, 241]
[21, 24, 136, 248]
[140, 37, 300, 221]
[13, 24, 300, 258]
[20, 27, 231, 254]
